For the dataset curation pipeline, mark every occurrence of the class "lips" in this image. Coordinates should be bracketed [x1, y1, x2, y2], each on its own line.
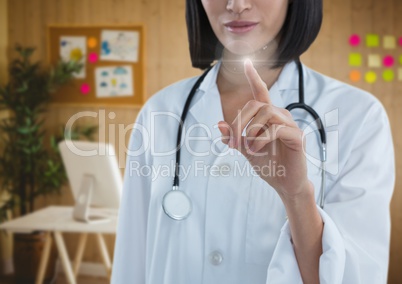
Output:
[224, 21, 258, 34]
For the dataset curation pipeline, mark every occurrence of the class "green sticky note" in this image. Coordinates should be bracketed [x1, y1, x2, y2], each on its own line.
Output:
[349, 53, 362, 67]
[382, 70, 394, 82]
[366, 34, 379, 47]
[399, 55, 402, 65]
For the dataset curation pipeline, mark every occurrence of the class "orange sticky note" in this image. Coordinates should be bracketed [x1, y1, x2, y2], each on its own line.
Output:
[349, 70, 361, 82]
[88, 37, 98, 49]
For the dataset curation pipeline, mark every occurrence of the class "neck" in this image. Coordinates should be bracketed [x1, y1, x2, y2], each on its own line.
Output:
[217, 43, 283, 97]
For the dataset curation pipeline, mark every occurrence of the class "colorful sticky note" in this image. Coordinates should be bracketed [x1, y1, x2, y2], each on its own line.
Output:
[88, 52, 99, 64]
[398, 68, 402, 81]
[80, 83, 91, 95]
[349, 34, 361, 46]
[349, 70, 361, 82]
[88, 37, 98, 48]
[383, 36, 396, 49]
[399, 37, 402, 46]
[368, 54, 381, 68]
[349, 53, 362, 67]
[365, 71, 377, 84]
[382, 70, 394, 82]
[383, 55, 395, 67]
[399, 55, 402, 65]
[366, 34, 379, 47]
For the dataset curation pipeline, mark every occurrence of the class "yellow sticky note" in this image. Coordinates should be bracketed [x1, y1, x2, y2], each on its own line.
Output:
[398, 68, 402, 81]
[368, 54, 381, 68]
[383, 36, 396, 49]
[349, 53, 362, 67]
[365, 71, 377, 84]
[366, 34, 379, 47]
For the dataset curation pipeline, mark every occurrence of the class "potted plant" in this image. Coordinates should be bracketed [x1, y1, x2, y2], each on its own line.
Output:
[0, 46, 97, 283]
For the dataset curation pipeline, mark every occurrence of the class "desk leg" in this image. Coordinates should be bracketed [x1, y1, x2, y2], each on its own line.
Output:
[95, 233, 112, 280]
[54, 231, 76, 284]
[35, 232, 52, 284]
[73, 233, 88, 277]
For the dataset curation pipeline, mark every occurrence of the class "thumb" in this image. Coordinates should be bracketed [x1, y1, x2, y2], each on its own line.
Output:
[218, 121, 253, 156]
[217, 121, 231, 145]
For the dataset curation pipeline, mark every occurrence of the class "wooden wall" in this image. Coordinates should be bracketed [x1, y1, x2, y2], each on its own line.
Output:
[4, 0, 402, 282]
[0, 0, 7, 85]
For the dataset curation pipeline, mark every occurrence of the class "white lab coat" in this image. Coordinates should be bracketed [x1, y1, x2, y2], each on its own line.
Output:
[111, 61, 395, 284]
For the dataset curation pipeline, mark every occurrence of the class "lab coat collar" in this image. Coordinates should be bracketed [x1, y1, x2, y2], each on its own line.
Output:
[189, 60, 299, 153]
[276, 60, 299, 91]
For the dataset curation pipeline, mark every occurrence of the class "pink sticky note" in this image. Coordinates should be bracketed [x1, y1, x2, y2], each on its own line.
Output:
[383, 55, 395, 67]
[399, 37, 402, 46]
[80, 83, 91, 95]
[349, 34, 361, 46]
[88, 52, 98, 64]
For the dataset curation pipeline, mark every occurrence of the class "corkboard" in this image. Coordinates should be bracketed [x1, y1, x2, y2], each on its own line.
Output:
[47, 25, 146, 106]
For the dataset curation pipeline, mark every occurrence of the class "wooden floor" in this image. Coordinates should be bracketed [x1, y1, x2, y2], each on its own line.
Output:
[0, 274, 109, 284]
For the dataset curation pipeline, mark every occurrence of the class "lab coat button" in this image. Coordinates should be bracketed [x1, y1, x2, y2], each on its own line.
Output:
[209, 251, 223, 265]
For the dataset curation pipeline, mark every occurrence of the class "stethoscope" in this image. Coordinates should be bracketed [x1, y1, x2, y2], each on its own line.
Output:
[162, 59, 327, 221]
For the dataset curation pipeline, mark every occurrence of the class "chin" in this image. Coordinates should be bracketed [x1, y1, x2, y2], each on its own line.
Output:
[223, 39, 258, 55]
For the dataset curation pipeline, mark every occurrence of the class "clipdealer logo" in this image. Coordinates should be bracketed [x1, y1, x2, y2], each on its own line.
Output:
[62, 108, 340, 175]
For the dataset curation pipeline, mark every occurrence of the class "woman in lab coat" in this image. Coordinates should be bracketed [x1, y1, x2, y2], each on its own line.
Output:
[112, 0, 395, 283]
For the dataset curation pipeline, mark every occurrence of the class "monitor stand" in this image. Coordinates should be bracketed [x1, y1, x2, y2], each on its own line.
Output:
[73, 174, 111, 224]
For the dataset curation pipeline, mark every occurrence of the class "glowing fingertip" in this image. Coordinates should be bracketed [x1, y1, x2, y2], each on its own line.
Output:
[244, 58, 252, 66]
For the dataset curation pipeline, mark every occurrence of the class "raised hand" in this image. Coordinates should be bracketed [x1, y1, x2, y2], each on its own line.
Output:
[217, 59, 311, 198]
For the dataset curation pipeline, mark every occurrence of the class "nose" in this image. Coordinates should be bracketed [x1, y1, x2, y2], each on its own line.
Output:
[226, 0, 252, 15]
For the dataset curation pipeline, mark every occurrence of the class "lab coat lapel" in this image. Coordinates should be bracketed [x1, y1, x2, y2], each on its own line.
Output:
[189, 62, 227, 154]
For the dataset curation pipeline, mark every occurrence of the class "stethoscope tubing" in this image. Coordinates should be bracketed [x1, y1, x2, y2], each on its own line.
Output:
[167, 59, 326, 221]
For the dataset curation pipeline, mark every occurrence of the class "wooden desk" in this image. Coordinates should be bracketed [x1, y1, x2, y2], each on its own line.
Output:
[0, 206, 118, 284]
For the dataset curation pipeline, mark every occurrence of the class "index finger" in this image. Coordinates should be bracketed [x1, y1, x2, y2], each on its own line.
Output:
[244, 59, 271, 104]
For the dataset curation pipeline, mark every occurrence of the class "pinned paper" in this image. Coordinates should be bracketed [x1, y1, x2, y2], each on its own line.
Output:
[88, 37, 97, 49]
[349, 70, 361, 82]
[101, 30, 139, 62]
[95, 65, 134, 98]
[383, 36, 396, 49]
[80, 83, 90, 95]
[349, 34, 361, 47]
[382, 70, 394, 82]
[349, 53, 362, 67]
[60, 36, 87, 79]
[398, 68, 402, 81]
[365, 71, 377, 84]
[368, 54, 381, 68]
[366, 34, 379, 47]
[383, 55, 395, 67]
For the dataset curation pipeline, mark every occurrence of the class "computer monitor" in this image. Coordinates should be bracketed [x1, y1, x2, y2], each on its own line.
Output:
[59, 140, 123, 224]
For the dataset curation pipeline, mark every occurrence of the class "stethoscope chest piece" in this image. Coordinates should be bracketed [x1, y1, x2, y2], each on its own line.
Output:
[162, 189, 192, 220]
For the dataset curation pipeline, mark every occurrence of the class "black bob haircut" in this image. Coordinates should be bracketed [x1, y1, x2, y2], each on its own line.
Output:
[186, 0, 323, 70]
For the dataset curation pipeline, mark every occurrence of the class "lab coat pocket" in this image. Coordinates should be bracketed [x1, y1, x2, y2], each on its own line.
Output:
[245, 176, 286, 266]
